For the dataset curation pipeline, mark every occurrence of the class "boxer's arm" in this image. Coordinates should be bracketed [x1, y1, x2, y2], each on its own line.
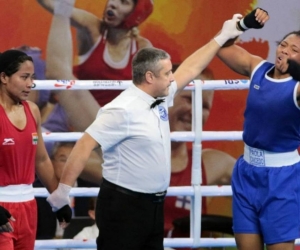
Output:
[46, 133, 98, 227]
[37, 0, 99, 30]
[218, 45, 263, 77]
[47, 133, 98, 211]
[217, 8, 269, 77]
[175, 14, 243, 93]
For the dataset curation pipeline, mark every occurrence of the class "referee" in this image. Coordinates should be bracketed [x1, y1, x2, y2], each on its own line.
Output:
[47, 14, 243, 250]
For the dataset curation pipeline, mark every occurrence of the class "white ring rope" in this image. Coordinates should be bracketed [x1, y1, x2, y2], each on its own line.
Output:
[34, 80, 246, 249]
[35, 238, 238, 249]
[42, 131, 243, 142]
[34, 186, 233, 198]
[34, 237, 300, 249]
[33, 79, 250, 90]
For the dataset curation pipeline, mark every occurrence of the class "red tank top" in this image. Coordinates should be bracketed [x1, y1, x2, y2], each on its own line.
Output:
[73, 36, 137, 107]
[164, 149, 207, 237]
[0, 101, 37, 185]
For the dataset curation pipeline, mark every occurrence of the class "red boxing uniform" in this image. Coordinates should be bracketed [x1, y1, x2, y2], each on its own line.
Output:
[73, 36, 137, 107]
[0, 101, 38, 250]
[0, 101, 36, 185]
[164, 149, 207, 238]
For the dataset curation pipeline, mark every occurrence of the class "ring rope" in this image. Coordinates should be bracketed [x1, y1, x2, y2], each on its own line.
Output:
[33, 79, 250, 90]
[34, 238, 300, 249]
[34, 238, 237, 249]
[42, 131, 243, 142]
[33, 185, 233, 198]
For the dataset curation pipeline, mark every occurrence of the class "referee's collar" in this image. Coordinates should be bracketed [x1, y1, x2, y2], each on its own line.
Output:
[131, 84, 158, 107]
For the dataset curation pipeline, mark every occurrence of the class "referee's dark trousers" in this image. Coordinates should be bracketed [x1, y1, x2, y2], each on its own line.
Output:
[96, 178, 167, 250]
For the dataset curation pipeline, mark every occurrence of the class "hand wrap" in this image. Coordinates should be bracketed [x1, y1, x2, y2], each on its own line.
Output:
[214, 14, 244, 47]
[237, 8, 267, 31]
[0, 206, 11, 226]
[54, 0, 75, 18]
[287, 59, 300, 81]
[47, 183, 72, 212]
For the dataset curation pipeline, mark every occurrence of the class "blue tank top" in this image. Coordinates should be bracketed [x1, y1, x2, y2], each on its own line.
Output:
[243, 61, 300, 152]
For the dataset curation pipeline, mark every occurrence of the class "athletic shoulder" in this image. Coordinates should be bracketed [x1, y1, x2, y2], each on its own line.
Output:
[136, 36, 153, 49]
[26, 100, 41, 122]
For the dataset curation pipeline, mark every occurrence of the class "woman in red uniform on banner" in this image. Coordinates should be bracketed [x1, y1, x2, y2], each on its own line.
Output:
[38, 0, 153, 102]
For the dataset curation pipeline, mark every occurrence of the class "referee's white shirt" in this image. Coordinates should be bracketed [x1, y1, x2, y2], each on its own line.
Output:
[86, 82, 177, 193]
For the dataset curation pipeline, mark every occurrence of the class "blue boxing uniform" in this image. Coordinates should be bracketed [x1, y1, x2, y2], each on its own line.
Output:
[232, 60, 300, 244]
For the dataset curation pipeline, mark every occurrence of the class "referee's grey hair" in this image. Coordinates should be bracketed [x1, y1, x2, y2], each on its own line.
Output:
[132, 47, 170, 85]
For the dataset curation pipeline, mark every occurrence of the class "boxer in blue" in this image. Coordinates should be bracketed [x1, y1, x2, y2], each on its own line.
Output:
[218, 7, 300, 250]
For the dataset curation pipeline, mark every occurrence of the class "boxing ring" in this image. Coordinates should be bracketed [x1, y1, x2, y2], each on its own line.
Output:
[32, 79, 259, 249]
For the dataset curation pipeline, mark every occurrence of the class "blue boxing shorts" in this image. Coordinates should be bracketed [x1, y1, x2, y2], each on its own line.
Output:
[232, 155, 300, 244]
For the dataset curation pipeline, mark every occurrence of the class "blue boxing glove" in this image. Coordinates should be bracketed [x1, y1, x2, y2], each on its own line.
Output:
[237, 8, 268, 31]
[286, 59, 300, 81]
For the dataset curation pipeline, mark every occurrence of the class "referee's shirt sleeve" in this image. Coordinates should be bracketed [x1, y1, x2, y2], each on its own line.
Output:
[85, 107, 128, 151]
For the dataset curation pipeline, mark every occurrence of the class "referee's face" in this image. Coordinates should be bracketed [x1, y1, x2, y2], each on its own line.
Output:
[152, 59, 174, 97]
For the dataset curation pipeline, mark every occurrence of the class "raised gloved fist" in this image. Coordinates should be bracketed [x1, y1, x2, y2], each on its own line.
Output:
[56, 204, 72, 223]
[0, 206, 11, 226]
[237, 8, 268, 31]
[286, 59, 300, 81]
